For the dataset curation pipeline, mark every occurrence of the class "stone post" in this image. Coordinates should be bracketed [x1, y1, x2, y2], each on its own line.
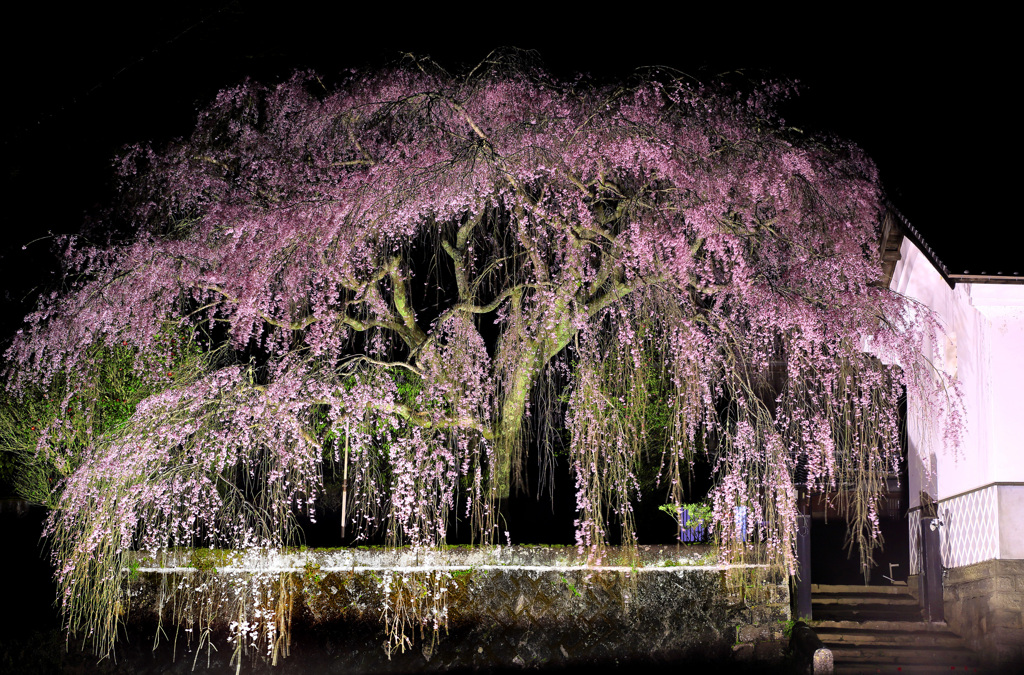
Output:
[795, 513, 813, 620]
[920, 515, 944, 622]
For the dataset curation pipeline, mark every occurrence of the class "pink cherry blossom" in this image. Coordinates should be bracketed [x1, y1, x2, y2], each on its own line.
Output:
[3, 59, 962, 656]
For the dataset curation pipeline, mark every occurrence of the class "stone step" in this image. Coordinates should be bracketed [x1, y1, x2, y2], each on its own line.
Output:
[810, 584, 985, 672]
[812, 619, 958, 632]
[812, 601, 922, 613]
[834, 664, 988, 674]
[814, 626, 967, 648]
[828, 644, 983, 666]
[813, 592, 919, 606]
[812, 583, 916, 596]
[812, 604, 923, 622]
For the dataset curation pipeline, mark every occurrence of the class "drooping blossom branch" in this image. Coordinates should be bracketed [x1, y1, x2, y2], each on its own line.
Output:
[2, 54, 962, 657]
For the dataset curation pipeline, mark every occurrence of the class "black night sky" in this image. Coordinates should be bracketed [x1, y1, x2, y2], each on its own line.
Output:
[1, 5, 1015, 343]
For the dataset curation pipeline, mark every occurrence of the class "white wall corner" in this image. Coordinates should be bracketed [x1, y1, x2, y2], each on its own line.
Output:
[997, 485, 1024, 559]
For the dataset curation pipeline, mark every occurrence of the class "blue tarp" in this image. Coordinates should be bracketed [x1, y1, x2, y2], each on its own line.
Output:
[679, 505, 748, 543]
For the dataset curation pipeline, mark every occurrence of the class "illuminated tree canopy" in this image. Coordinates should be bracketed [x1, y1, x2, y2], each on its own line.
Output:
[2, 56, 960, 651]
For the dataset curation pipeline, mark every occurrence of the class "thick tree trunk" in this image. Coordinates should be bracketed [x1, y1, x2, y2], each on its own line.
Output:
[494, 353, 538, 499]
[493, 313, 576, 499]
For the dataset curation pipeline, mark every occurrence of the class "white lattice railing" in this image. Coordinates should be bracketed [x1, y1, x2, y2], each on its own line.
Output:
[909, 484, 1000, 574]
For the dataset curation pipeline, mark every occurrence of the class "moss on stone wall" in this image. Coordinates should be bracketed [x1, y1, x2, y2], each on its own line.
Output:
[122, 545, 789, 670]
[944, 559, 1024, 666]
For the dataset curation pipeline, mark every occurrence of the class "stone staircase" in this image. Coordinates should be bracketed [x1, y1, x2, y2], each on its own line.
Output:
[810, 583, 985, 673]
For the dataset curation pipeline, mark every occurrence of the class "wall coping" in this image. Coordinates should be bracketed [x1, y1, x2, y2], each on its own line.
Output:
[125, 544, 772, 574]
[908, 481, 1024, 509]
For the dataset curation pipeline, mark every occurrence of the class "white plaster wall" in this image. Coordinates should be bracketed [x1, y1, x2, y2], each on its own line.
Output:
[890, 240, 1024, 563]
[889, 242, 1024, 496]
[944, 282, 990, 497]
[890, 240, 984, 506]
[968, 285, 1024, 483]
[998, 485, 1024, 559]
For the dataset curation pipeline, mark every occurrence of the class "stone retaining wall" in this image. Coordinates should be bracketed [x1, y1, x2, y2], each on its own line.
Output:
[124, 545, 790, 671]
[943, 559, 1024, 665]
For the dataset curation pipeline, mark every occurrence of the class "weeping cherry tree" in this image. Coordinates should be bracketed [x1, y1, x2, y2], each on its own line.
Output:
[2, 55, 961, 656]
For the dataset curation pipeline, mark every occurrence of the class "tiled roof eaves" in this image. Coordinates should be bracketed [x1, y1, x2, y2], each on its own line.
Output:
[882, 199, 954, 288]
[882, 200, 1024, 286]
